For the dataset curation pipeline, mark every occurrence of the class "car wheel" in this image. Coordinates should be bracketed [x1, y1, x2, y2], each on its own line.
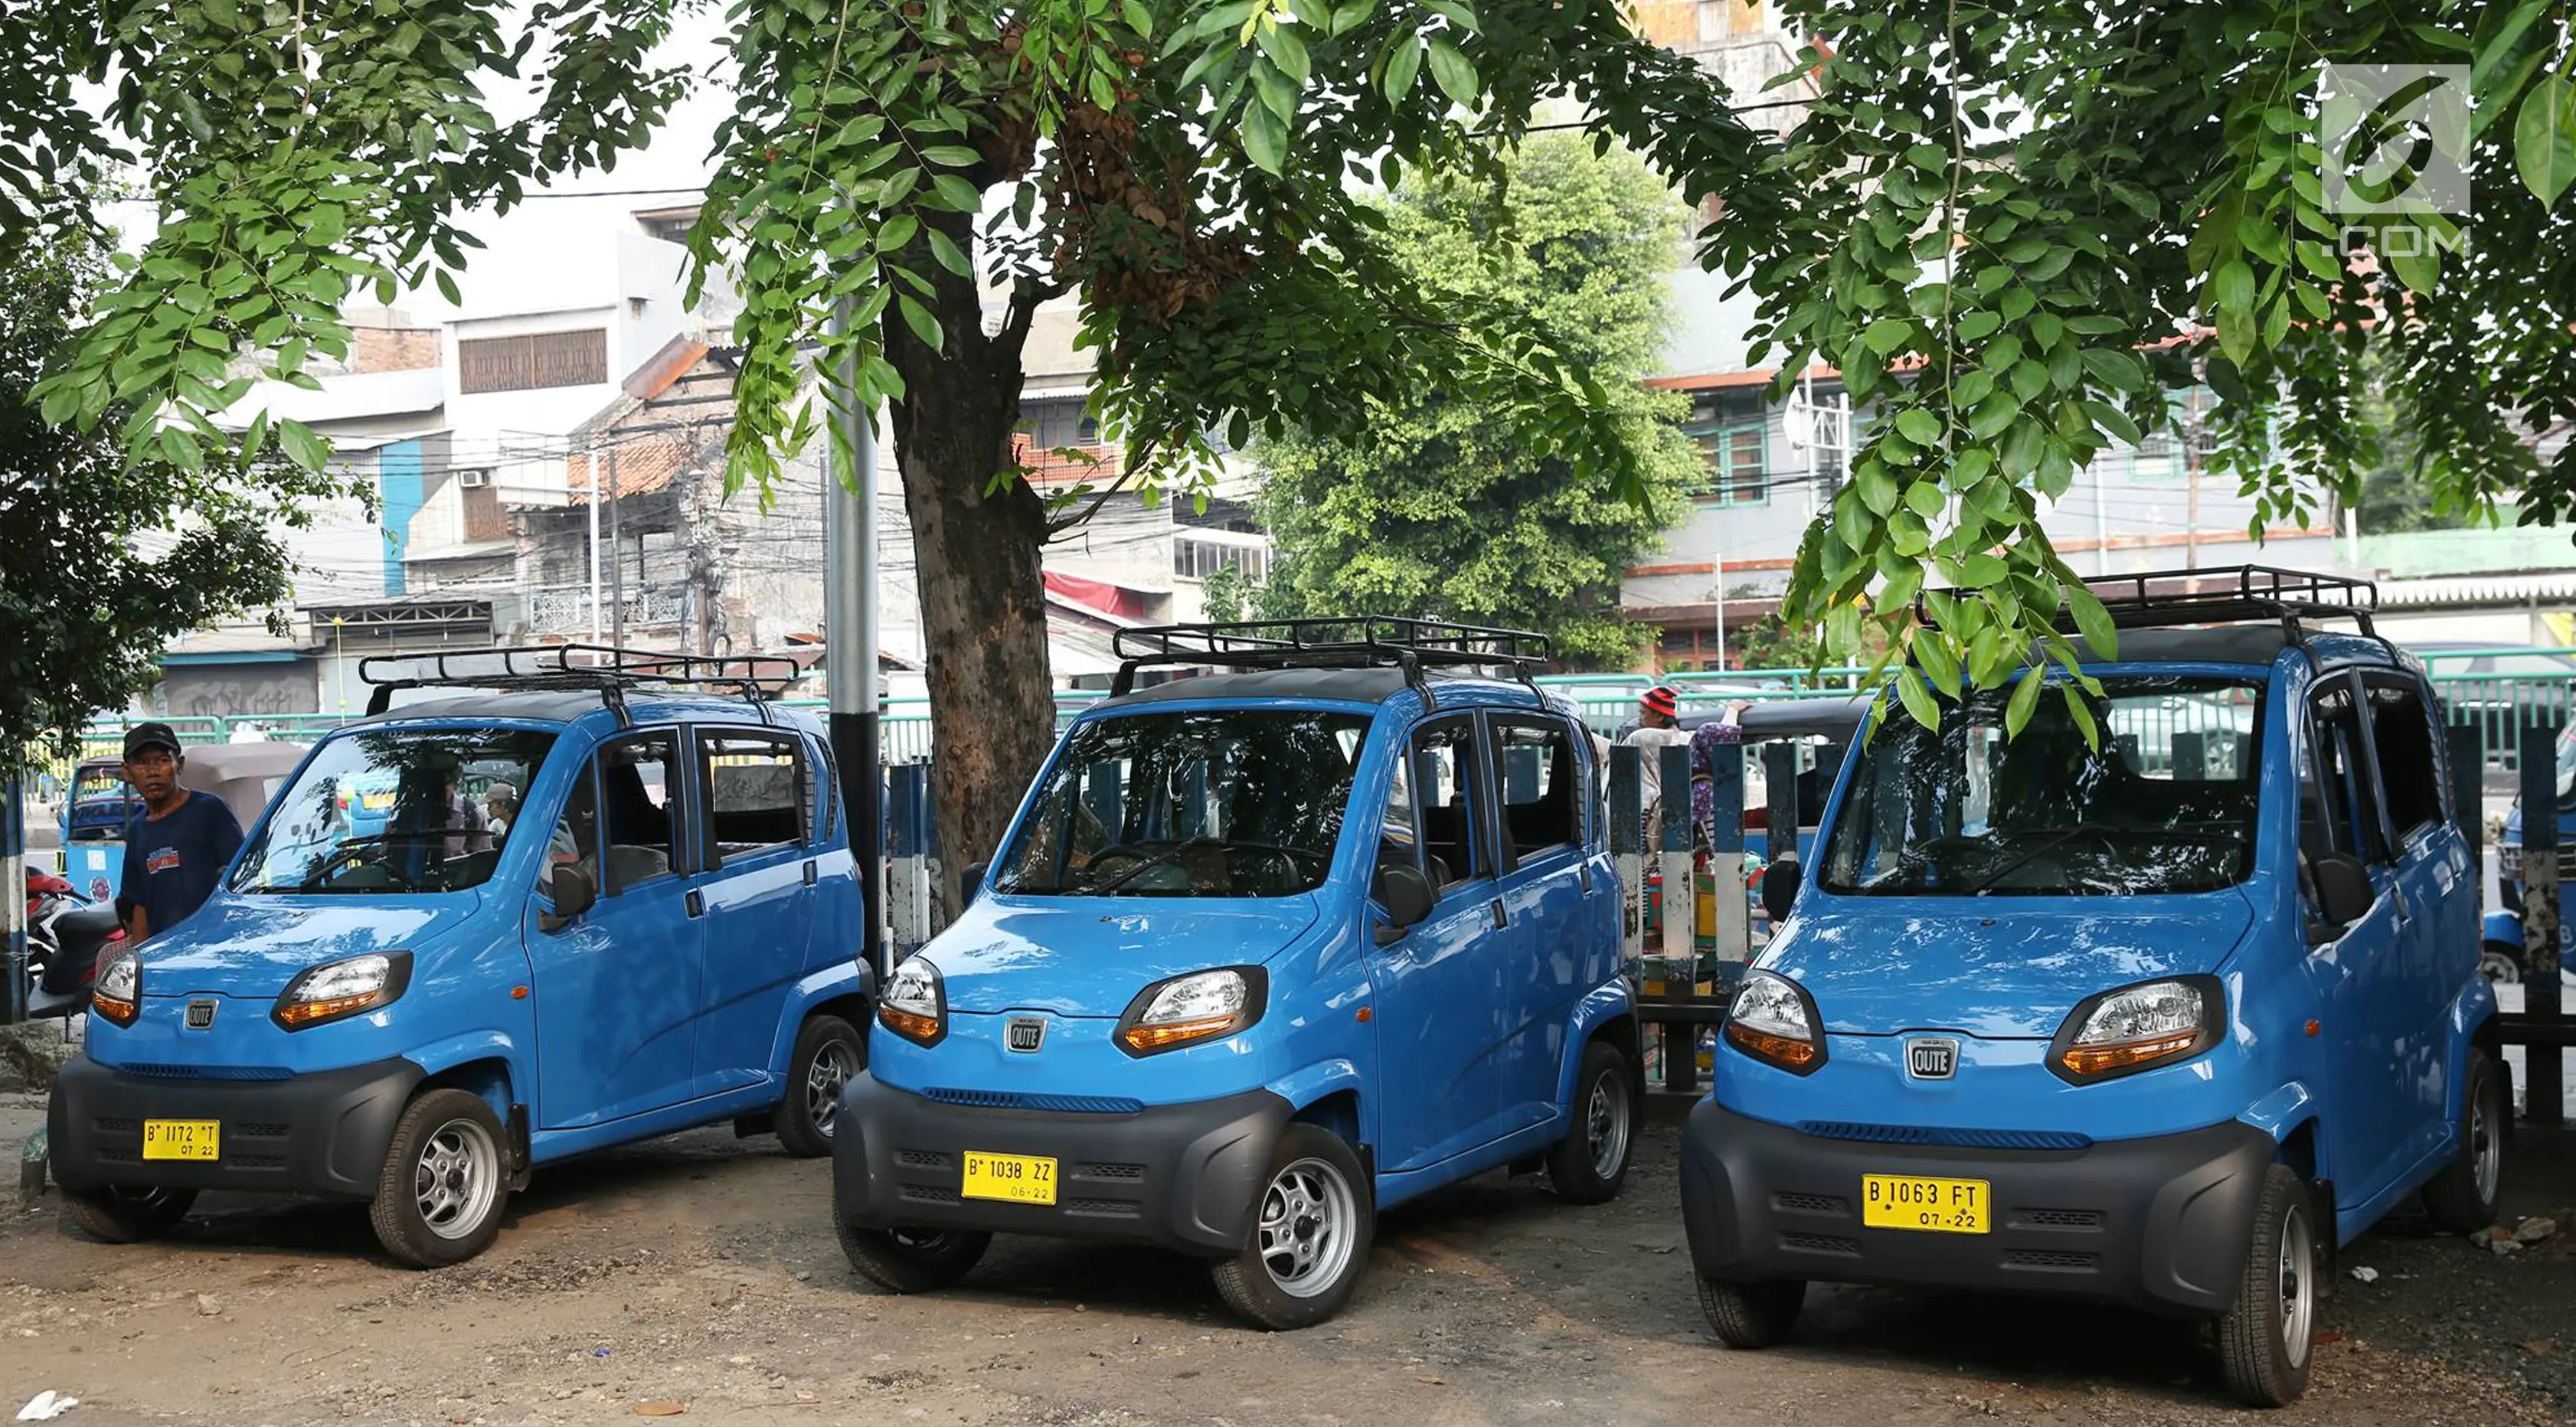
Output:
[61, 1185, 196, 1244]
[776, 1013, 865, 1158]
[2215, 1164, 2318, 1408]
[834, 1199, 990, 1293]
[1697, 1276, 1805, 1349]
[2423, 1048, 2507, 1235]
[1209, 1124, 1374, 1331]
[2480, 942, 2524, 985]
[1545, 1039, 1637, 1205]
[369, 1088, 512, 1269]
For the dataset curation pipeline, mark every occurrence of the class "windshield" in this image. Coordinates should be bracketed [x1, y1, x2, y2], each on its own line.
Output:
[1820, 676, 2263, 897]
[2558, 725, 2576, 806]
[995, 709, 1369, 897]
[73, 767, 135, 803]
[229, 729, 557, 895]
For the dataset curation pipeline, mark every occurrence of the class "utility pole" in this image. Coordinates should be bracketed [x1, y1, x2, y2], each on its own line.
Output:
[2182, 384, 2203, 592]
[606, 445, 625, 651]
[585, 442, 603, 644]
[825, 295, 886, 982]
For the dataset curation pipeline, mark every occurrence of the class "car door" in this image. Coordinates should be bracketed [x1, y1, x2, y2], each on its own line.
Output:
[1486, 711, 1590, 1136]
[527, 727, 705, 1129]
[2301, 673, 2412, 1199]
[688, 725, 826, 1099]
[1369, 714, 1514, 1174]
[2356, 671, 2473, 1174]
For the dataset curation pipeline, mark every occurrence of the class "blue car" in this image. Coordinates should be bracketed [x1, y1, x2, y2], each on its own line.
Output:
[1683, 569, 2502, 1408]
[47, 648, 871, 1266]
[2484, 723, 2576, 983]
[830, 620, 1639, 1329]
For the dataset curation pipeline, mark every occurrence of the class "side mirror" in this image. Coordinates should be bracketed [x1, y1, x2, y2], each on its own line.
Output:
[1373, 863, 1437, 945]
[540, 863, 596, 933]
[959, 860, 989, 906]
[2308, 852, 2373, 941]
[1760, 854, 1800, 926]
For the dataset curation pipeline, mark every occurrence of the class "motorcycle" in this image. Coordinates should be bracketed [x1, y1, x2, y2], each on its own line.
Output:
[23, 868, 126, 1020]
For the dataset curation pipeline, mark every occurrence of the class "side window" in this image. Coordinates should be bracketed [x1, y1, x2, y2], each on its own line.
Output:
[2363, 677, 2445, 843]
[2304, 680, 2387, 866]
[598, 733, 681, 893]
[814, 734, 839, 843]
[549, 763, 599, 882]
[1489, 717, 1580, 859]
[1375, 750, 1420, 877]
[1411, 719, 1483, 893]
[698, 732, 809, 865]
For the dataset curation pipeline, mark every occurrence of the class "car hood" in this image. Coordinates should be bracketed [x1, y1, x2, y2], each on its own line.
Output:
[136, 893, 483, 999]
[926, 893, 1323, 1017]
[1768, 892, 2257, 1039]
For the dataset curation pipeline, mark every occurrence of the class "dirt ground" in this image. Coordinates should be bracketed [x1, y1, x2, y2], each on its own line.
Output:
[1, 1095, 2572, 1427]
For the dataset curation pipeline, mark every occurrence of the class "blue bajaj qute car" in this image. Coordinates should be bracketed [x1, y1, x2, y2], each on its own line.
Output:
[832, 621, 1639, 1329]
[47, 648, 871, 1266]
[1682, 568, 2502, 1408]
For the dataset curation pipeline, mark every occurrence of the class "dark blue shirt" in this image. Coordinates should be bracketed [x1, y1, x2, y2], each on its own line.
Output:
[122, 792, 245, 941]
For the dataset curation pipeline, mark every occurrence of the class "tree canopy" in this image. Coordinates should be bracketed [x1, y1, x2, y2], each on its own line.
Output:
[1250, 132, 1697, 666]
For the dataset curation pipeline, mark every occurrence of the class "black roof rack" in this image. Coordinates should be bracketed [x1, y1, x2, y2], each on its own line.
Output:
[1916, 564, 2388, 665]
[1109, 618, 1554, 709]
[358, 645, 801, 723]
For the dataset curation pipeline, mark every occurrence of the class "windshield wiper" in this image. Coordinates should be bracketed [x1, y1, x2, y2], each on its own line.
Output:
[1965, 825, 2111, 896]
[1087, 835, 1221, 894]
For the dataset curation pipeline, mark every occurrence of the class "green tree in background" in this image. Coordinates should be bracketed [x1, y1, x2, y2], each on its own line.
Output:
[1, 224, 354, 764]
[1251, 134, 1697, 668]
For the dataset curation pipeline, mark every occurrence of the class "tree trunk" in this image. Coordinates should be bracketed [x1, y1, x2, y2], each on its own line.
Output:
[884, 211, 1057, 916]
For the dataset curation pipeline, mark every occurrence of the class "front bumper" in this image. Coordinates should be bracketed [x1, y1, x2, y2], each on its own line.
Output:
[832, 1074, 1293, 1256]
[1680, 1098, 2274, 1317]
[47, 1054, 422, 1200]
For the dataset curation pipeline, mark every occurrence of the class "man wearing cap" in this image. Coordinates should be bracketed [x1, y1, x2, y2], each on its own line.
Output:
[116, 723, 246, 945]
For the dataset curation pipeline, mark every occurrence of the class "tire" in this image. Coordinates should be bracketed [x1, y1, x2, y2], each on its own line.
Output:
[61, 1185, 196, 1244]
[1697, 1277, 1805, 1349]
[1209, 1123, 1375, 1331]
[776, 1014, 865, 1158]
[2480, 942, 2524, 985]
[2423, 1048, 2507, 1235]
[833, 1198, 990, 1293]
[2215, 1164, 2319, 1409]
[369, 1088, 512, 1269]
[1546, 1039, 1637, 1205]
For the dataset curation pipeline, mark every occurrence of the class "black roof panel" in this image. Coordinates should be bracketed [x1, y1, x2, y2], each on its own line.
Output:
[1099, 668, 1546, 709]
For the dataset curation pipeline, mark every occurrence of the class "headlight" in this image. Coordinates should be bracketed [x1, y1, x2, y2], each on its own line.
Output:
[1722, 969, 1825, 1075]
[1116, 967, 1267, 1056]
[93, 951, 139, 1027]
[2051, 975, 2222, 1082]
[273, 952, 414, 1030]
[878, 957, 946, 1047]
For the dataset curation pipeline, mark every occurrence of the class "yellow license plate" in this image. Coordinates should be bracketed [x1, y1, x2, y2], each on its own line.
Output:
[960, 1151, 1057, 1206]
[1860, 1174, 1989, 1234]
[142, 1119, 220, 1161]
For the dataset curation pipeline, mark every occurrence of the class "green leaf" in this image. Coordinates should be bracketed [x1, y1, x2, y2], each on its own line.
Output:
[2064, 579, 2117, 657]
[1378, 38, 1422, 105]
[929, 174, 982, 211]
[1959, 552, 2008, 587]
[2004, 664, 2045, 736]
[1894, 407, 1942, 445]
[1895, 665, 1941, 731]
[1122, 0, 1155, 36]
[2210, 260, 2254, 315]
[1914, 629, 1963, 700]
[2385, 240, 2440, 295]
[2079, 348, 2147, 393]
[1864, 318, 1913, 354]
[1243, 100, 1289, 172]
[1257, 21, 1312, 83]
[277, 419, 329, 472]
[897, 293, 946, 353]
[1903, 480, 1945, 518]
[927, 226, 973, 277]
[1426, 38, 1479, 107]
[1856, 461, 1900, 516]
[2515, 72, 2576, 203]
[877, 213, 920, 251]
[2084, 400, 2144, 446]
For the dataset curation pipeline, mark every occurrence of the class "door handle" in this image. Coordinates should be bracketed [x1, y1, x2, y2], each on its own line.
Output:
[803, 860, 818, 887]
[685, 890, 705, 919]
[1490, 899, 1508, 929]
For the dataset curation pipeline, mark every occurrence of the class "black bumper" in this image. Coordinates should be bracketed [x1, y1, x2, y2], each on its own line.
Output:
[1680, 1099, 2274, 1317]
[48, 1054, 422, 1200]
[832, 1074, 1293, 1256]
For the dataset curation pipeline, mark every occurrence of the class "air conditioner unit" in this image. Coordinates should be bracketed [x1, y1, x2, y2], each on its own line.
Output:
[456, 469, 492, 488]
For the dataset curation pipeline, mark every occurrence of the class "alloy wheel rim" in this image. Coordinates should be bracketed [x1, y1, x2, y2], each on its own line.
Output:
[414, 1118, 502, 1241]
[1257, 1157, 1358, 1299]
[1587, 1068, 1632, 1180]
[808, 1040, 859, 1137]
[2278, 1203, 2314, 1367]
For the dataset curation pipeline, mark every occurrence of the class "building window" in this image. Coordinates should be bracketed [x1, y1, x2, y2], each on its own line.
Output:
[1018, 396, 1100, 450]
[1175, 537, 1268, 582]
[458, 329, 609, 394]
[1689, 420, 1770, 506]
[2129, 431, 2180, 482]
[460, 481, 506, 543]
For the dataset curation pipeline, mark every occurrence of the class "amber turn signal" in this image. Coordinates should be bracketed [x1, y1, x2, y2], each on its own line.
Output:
[878, 1003, 942, 1046]
[276, 991, 388, 1028]
[91, 991, 139, 1027]
[2059, 1030, 2201, 1079]
[1120, 1014, 1237, 1053]
[1724, 1021, 1821, 1070]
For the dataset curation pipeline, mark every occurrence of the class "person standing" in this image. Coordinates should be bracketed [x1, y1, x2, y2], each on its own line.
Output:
[116, 723, 245, 945]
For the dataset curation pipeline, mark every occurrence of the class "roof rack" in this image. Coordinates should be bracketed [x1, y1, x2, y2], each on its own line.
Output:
[1109, 618, 1554, 708]
[358, 645, 802, 724]
[1916, 564, 2388, 664]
